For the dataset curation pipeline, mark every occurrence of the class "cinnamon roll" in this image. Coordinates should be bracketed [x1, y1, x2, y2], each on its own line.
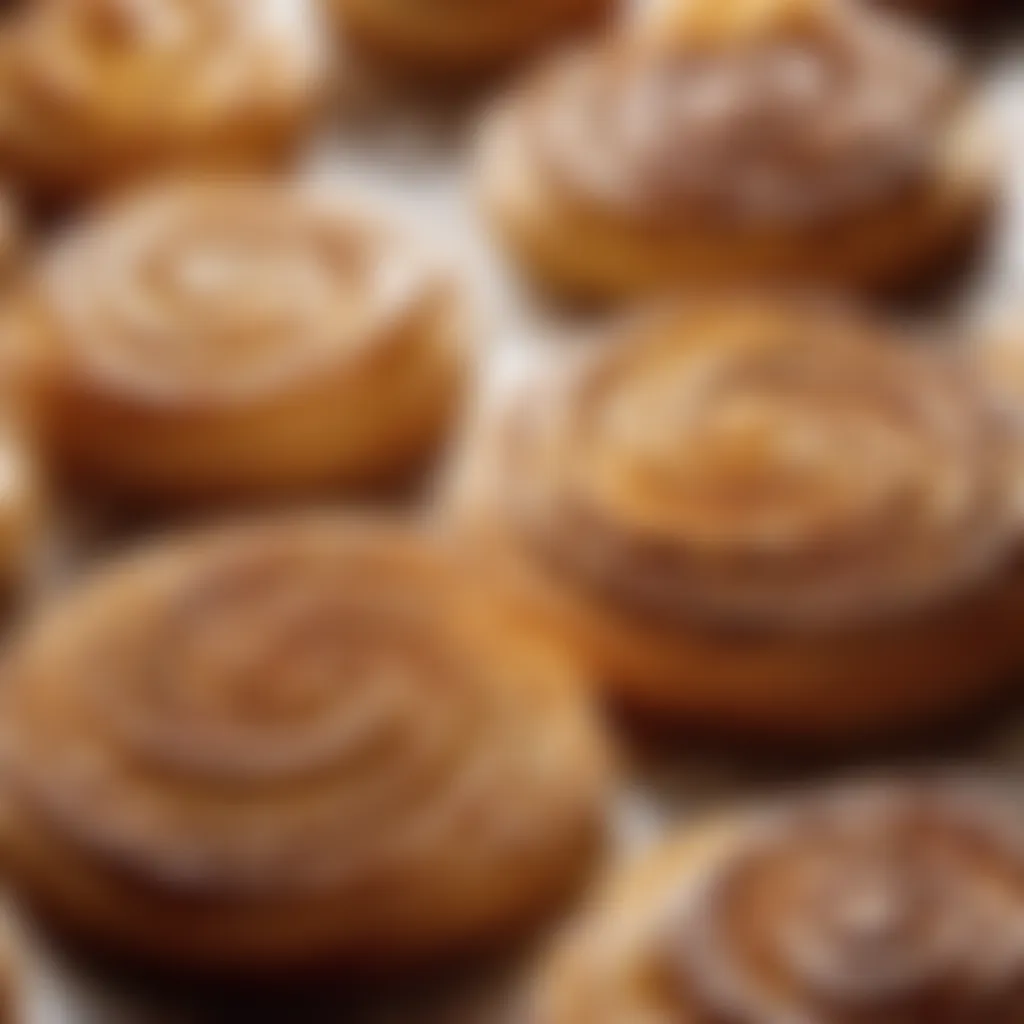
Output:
[23, 179, 467, 502]
[479, 0, 993, 301]
[0, 517, 610, 975]
[332, 0, 615, 80]
[0, 0, 328, 203]
[533, 779, 1024, 1024]
[456, 298, 1024, 739]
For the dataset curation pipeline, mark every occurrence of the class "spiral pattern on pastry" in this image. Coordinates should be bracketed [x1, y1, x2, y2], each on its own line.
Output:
[480, 0, 990, 297]
[0, 518, 608, 970]
[538, 2, 956, 224]
[0, 0, 328, 197]
[28, 179, 465, 498]
[455, 297, 1024, 735]
[491, 301, 1018, 629]
[534, 781, 1024, 1024]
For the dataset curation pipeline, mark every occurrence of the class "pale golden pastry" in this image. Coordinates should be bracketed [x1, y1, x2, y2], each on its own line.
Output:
[0, 0, 329, 202]
[22, 179, 467, 502]
[533, 779, 1024, 1024]
[332, 0, 615, 80]
[0, 517, 610, 976]
[456, 298, 1024, 740]
[479, 0, 993, 301]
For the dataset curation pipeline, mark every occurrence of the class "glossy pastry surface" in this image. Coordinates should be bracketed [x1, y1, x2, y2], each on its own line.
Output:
[457, 299, 1024, 738]
[0, 517, 609, 974]
[480, 0, 992, 300]
[0, 0, 328, 201]
[534, 779, 1024, 1023]
[25, 179, 466, 501]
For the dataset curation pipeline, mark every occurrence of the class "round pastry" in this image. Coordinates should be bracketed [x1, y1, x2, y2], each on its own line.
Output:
[0, 0, 329, 202]
[533, 779, 1024, 1024]
[0, 517, 610, 975]
[332, 0, 615, 81]
[479, 0, 993, 301]
[23, 179, 467, 502]
[455, 298, 1024, 740]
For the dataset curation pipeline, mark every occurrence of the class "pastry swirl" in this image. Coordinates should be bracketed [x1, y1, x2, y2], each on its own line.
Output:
[457, 299, 1024, 738]
[25, 179, 466, 500]
[0, 518, 609, 973]
[0, 0, 328, 200]
[332, 0, 614, 79]
[479, 0, 993, 299]
[534, 780, 1024, 1024]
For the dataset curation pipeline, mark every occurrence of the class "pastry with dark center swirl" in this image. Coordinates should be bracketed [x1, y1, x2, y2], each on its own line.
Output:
[331, 0, 615, 80]
[0, 517, 610, 976]
[21, 178, 467, 502]
[532, 780, 1024, 1024]
[455, 298, 1024, 739]
[478, 0, 994, 301]
[0, 0, 329, 202]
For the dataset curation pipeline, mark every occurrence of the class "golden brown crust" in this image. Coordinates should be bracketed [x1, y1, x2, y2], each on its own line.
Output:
[0, 517, 610, 976]
[332, 0, 615, 80]
[478, 0, 993, 301]
[0, 0, 329, 202]
[533, 779, 1024, 1024]
[455, 298, 1024, 740]
[23, 178, 467, 503]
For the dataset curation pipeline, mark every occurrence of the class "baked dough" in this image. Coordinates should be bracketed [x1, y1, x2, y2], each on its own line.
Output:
[479, 0, 993, 301]
[0, 517, 610, 976]
[24, 179, 467, 502]
[456, 298, 1024, 740]
[0, 0, 329, 202]
[533, 779, 1024, 1023]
